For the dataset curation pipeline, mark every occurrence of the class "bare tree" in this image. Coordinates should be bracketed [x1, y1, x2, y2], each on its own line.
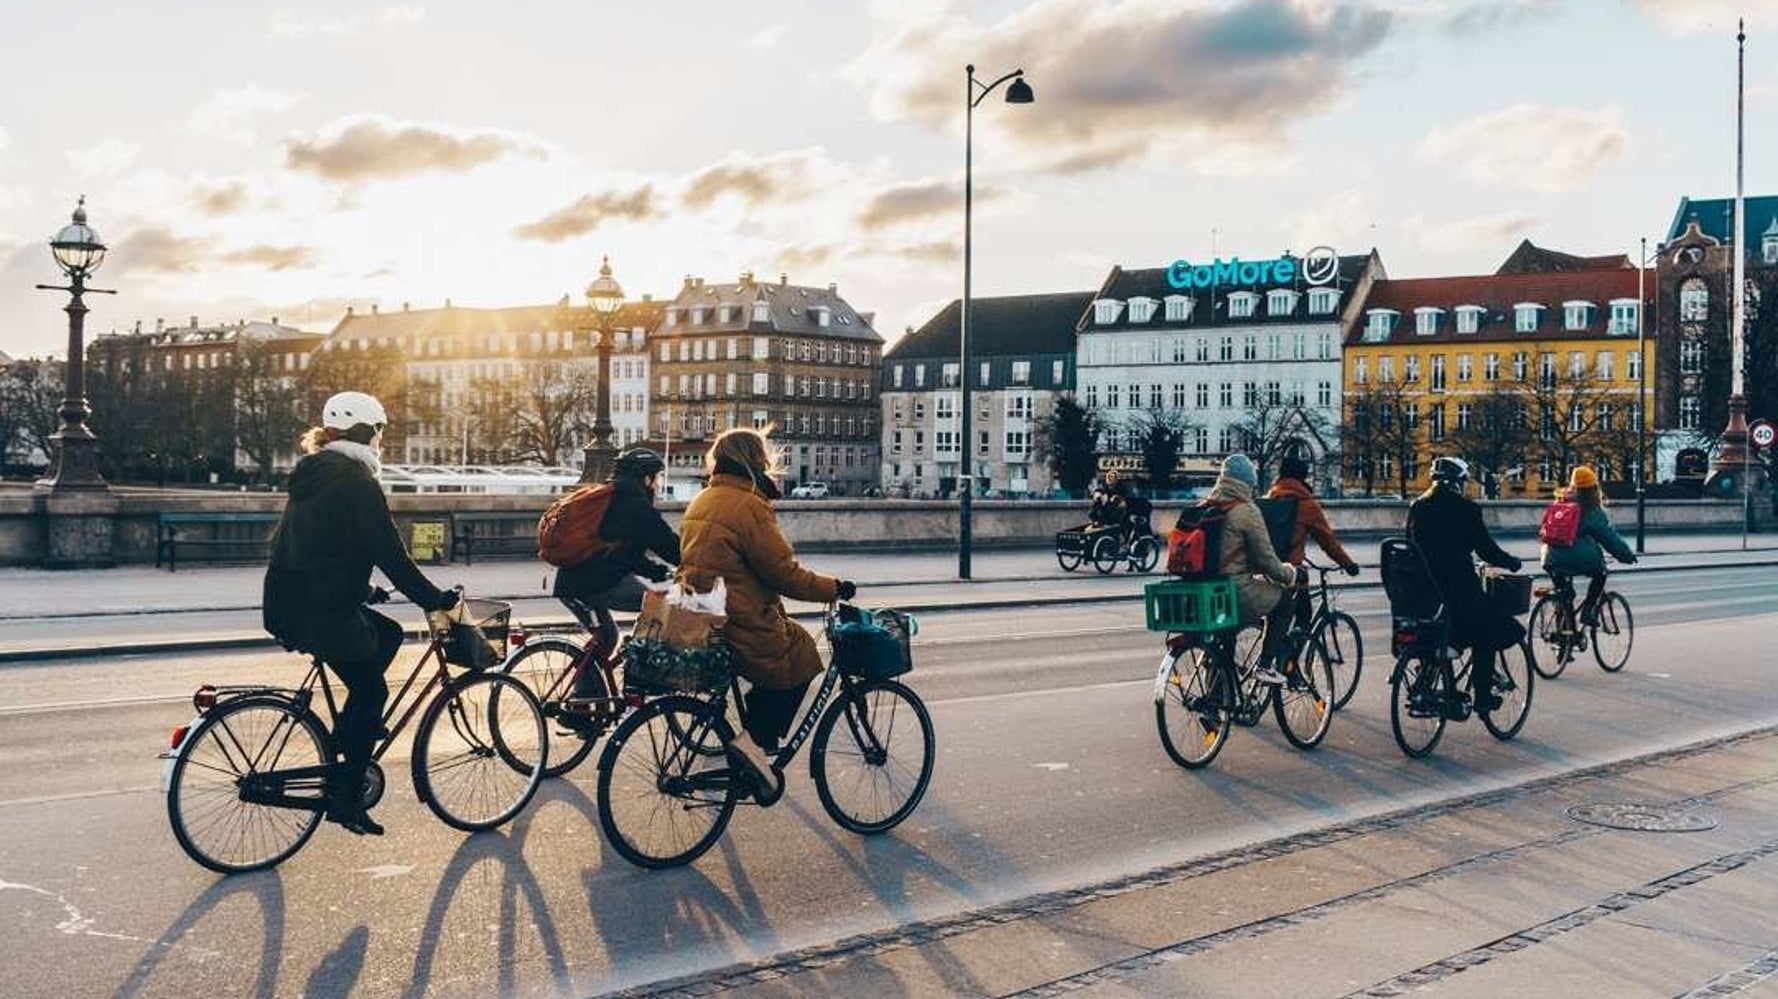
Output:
[1342, 376, 1421, 498]
[1122, 407, 1196, 492]
[1526, 365, 1617, 488]
[1447, 385, 1534, 493]
[233, 338, 305, 482]
[304, 343, 411, 454]
[509, 362, 598, 465]
[1228, 391, 1335, 487]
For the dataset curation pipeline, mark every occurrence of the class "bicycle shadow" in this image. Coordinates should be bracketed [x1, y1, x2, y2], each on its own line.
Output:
[107, 871, 287, 999]
[298, 925, 370, 999]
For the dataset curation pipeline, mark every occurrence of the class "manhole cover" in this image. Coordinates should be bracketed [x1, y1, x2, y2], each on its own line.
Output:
[1567, 802, 1718, 832]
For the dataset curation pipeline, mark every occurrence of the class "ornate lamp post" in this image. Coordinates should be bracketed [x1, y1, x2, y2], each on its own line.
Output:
[958, 64, 1033, 580]
[35, 198, 115, 491]
[579, 255, 625, 484]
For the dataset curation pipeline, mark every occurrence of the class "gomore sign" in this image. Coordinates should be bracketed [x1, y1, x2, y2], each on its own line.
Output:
[1166, 246, 1339, 291]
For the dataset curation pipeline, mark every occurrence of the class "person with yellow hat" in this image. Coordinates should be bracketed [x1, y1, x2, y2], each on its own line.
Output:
[1540, 465, 1636, 625]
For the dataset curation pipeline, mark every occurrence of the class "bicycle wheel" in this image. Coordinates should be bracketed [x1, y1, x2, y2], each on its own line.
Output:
[1089, 534, 1120, 574]
[812, 680, 935, 834]
[411, 671, 546, 833]
[1154, 647, 1230, 769]
[167, 696, 328, 875]
[1480, 640, 1534, 741]
[1528, 596, 1574, 679]
[1592, 593, 1634, 673]
[1318, 611, 1365, 710]
[1056, 547, 1083, 572]
[500, 638, 601, 778]
[1274, 638, 1334, 750]
[597, 695, 738, 869]
[1131, 535, 1161, 573]
[1233, 626, 1270, 727]
[1389, 652, 1448, 758]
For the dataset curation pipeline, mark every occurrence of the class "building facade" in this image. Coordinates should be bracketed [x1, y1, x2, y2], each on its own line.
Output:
[1074, 251, 1383, 493]
[1342, 252, 1652, 498]
[650, 273, 883, 495]
[881, 292, 1089, 497]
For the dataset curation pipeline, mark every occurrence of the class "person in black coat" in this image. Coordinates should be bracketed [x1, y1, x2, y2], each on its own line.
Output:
[263, 391, 459, 836]
[1407, 456, 1525, 714]
[551, 448, 680, 728]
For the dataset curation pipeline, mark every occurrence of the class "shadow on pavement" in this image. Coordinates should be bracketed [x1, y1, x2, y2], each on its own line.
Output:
[108, 870, 287, 999]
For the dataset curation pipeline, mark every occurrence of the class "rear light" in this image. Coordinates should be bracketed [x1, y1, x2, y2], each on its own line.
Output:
[624, 692, 645, 709]
[1533, 586, 1553, 597]
[192, 686, 216, 713]
[170, 725, 190, 749]
[1394, 631, 1417, 647]
[508, 628, 527, 648]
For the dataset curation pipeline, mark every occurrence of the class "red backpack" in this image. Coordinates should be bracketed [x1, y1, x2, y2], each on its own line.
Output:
[1167, 501, 1233, 578]
[538, 483, 618, 567]
[1539, 500, 1581, 547]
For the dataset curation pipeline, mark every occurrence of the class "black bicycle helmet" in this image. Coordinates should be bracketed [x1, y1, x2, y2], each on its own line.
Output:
[613, 447, 666, 479]
[1279, 454, 1311, 481]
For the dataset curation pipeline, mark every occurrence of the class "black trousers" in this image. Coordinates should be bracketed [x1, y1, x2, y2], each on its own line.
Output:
[744, 681, 812, 749]
[331, 609, 405, 800]
[1580, 571, 1607, 619]
[561, 576, 647, 700]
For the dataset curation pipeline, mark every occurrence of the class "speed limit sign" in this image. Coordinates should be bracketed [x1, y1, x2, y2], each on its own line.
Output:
[1751, 419, 1776, 451]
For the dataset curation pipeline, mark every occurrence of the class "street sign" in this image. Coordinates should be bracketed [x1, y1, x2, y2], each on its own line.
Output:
[1751, 419, 1776, 452]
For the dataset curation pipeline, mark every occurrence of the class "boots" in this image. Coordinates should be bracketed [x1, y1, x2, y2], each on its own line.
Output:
[326, 765, 384, 836]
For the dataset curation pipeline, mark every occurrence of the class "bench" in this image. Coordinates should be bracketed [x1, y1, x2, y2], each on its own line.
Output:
[156, 512, 282, 571]
[450, 511, 540, 564]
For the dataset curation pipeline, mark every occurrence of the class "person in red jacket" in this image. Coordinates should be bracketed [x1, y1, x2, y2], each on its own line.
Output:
[1264, 455, 1360, 632]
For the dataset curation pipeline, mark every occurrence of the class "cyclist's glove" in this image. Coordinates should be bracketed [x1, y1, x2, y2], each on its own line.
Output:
[642, 561, 673, 583]
[1342, 563, 1361, 578]
[1505, 556, 1524, 573]
[433, 589, 461, 612]
[366, 585, 392, 605]
[835, 579, 858, 602]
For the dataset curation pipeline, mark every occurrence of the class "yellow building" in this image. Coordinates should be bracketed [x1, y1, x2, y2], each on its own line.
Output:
[1341, 254, 1654, 498]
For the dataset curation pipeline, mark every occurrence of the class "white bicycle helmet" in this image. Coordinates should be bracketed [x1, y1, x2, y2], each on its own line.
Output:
[322, 391, 388, 431]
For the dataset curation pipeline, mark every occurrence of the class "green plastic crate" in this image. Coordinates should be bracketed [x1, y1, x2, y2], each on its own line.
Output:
[1144, 577, 1239, 633]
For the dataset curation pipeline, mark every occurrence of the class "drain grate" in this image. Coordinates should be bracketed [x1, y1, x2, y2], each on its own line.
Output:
[1567, 801, 1718, 832]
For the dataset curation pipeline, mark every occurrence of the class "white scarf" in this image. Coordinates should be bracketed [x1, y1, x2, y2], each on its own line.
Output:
[325, 439, 382, 477]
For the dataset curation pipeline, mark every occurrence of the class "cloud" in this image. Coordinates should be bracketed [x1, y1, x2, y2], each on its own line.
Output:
[888, 240, 960, 265]
[1420, 104, 1628, 193]
[512, 185, 660, 242]
[1410, 210, 1541, 254]
[1631, 0, 1773, 34]
[108, 227, 213, 275]
[67, 139, 142, 178]
[220, 245, 317, 271]
[850, 0, 1395, 174]
[190, 181, 250, 216]
[744, 24, 788, 49]
[1284, 188, 1377, 250]
[856, 179, 998, 230]
[188, 85, 306, 143]
[774, 244, 836, 273]
[286, 116, 543, 183]
[681, 151, 818, 209]
[1440, 0, 1558, 34]
[268, 4, 426, 39]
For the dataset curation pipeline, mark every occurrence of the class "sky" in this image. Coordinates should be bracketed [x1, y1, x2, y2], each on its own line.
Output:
[2, 0, 1776, 359]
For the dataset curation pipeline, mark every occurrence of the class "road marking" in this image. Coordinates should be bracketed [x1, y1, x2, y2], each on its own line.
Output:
[0, 878, 215, 954]
[1032, 762, 1072, 772]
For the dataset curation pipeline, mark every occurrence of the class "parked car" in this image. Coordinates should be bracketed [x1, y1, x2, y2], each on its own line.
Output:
[790, 481, 831, 499]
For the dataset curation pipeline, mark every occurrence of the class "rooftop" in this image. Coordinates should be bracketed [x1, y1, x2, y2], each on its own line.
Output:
[1665, 195, 1778, 257]
[1495, 239, 1633, 274]
[1081, 252, 1381, 333]
[887, 292, 1094, 361]
[330, 298, 662, 343]
[661, 275, 882, 342]
[1349, 267, 1651, 346]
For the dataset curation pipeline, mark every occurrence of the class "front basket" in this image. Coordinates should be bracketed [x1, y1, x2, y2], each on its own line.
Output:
[437, 598, 511, 669]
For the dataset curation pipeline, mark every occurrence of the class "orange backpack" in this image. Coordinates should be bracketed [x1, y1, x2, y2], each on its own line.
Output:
[537, 483, 618, 567]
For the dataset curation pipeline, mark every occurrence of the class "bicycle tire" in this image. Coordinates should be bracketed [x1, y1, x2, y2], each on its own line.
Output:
[1390, 652, 1448, 758]
[411, 671, 546, 833]
[1319, 611, 1365, 710]
[1089, 534, 1120, 574]
[1274, 638, 1334, 750]
[1056, 547, 1083, 572]
[1480, 640, 1534, 741]
[167, 695, 329, 875]
[1233, 627, 1269, 727]
[811, 679, 935, 834]
[1154, 647, 1230, 769]
[597, 695, 738, 869]
[1527, 596, 1570, 679]
[500, 638, 601, 778]
[1592, 593, 1634, 673]
[1132, 535, 1161, 573]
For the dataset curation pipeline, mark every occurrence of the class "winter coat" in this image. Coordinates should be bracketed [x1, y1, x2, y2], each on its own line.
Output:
[1406, 486, 1525, 653]
[1201, 475, 1298, 624]
[263, 448, 451, 665]
[1541, 502, 1634, 577]
[553, 475, 681, 604]
[1264, 476, 1358, 570]
[677, 471, 840, 689]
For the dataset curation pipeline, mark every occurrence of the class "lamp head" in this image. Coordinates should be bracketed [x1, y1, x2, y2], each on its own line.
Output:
[50, 197, 106, 276]
[1005, 74, 1034, 104]
[585, 255, 625, 317]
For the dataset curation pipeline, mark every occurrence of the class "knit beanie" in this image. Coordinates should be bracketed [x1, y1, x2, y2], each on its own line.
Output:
[1221, 453, 1257, 488]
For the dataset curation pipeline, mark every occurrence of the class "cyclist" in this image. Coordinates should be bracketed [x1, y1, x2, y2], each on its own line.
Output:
[550, 447, 681, 734]
[1265, 454, 1361, 632]
[676, 428, 856, 803]
[1541, 465, 1636, 625]
[1203, 454, 1303, 686]
[1406, 457, 1524, 716]
[262, 391, 459, 836]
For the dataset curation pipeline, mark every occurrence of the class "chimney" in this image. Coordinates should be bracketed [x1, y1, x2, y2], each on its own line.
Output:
[683, 275, 695, 291]
[694, 278, 704, 288]
[444, 297, 453, 309]
[779, 272, 788, 286]
[370, 303, 379, 315]
[739, 270, 753, 285]
[155, 318, 164, 333]
[827, 283, 838, 294]
[402, 301, 411, 311]
[642, 293, 653, 303]
[133, 320, 142, 334]
[190, 315, 199, 329]
[860, 311, 875, 327]
[271, 316, 279, 326]
[346, 306, 355, 317]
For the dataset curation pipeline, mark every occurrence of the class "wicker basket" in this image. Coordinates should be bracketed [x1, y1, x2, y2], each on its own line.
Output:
[622, 639, 734, 695]
[1143, 578, 1239, 634]
[436, 598, 510, 669]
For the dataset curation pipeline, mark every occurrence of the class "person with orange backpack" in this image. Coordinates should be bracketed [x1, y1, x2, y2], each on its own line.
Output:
[1540, 465, 1636, 625]
[545, 448, 680, 731]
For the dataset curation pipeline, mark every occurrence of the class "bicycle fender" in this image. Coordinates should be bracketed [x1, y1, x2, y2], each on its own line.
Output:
[160, 716, 202, 793]
[502, 634, 585, 666]
[1152, 651, 1183, 703]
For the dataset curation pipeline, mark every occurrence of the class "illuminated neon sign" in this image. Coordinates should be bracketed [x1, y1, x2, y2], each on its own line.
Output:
[1165, 246, 1339, 291]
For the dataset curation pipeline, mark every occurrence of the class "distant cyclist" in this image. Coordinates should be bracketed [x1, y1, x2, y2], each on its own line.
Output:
[1540, 465, 1636, 625]
[1265, 454, 1360, 631]
[1406, 457, 1523, 715]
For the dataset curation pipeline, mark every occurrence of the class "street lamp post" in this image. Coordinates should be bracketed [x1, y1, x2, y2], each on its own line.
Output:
[959, 63, 1033, 581]
[35, 198, 115, 491]
[1636, 236, 1648, 554]
[580, 255, 625, 484]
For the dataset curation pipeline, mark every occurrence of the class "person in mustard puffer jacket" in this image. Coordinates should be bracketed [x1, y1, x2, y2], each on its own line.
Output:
[1541, 465, 1636, 624]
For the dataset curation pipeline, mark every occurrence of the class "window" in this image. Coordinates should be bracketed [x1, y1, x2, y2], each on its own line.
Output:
[892, 365, 904, 388]
[1218, 335, 1234, 361]
[1680, 278, 1709, 322]
[752, 337, 770, 360]
[934, 430, 957, 455]
[1093, 300, 1123, 324]
[1243, 335, 1258, 361]
[936, 394, 956, 420]
[1568, 405, 1585, 433]
[915, 398, 926, 420]
[1171, 338, 1188, 363]
[1514, 304, 1543, 333]
[1404, 356, 1420, 383]
[1455, 306, 1484, 334]
[1172, 383, 1187, 408]
[1005, 430, 1029, 457]
[1265, 381, 1282, 405]
[914, 364, 927, 388]
[1317, 381, 1332, 408]
[658, 374, 669, 395]
[978, 430, 991, 456]
[1085, 384, 1099, 408]
[1196, 383, 1209, 408]
[1568, 351, 1586, 378]
[1194, 427, 1209, 453]
[1219, 382, 1233, 408]
[1011, 360, 1031, 385]
[1540, 353, 1556, 389]
[752, 372, 769, 395]
[1457, 402, 1473, 430]
[1457, 354, 1473, 382]
[1106, 384, 1121, 409]
[726, 372, 737, 395]
[1307, 288, 1338, 315]
[1414, 308, 1443, 336]
[1242, 382, 1258, 407]
[1430, 355, 1446, 392]
[1597, 402, 1614, 432]
[1293, 333, 1306, 360]
[1165, 296, 1195, 322]
[659, 341, 671, 362]
[1627, 349, 1642, 380]
[1380, 356, 1395, 382]
[1364, 310, 1398, 340]
[941, 362, 959, 388]
[1196, 336, 1210, 362]
[1218, 427, 1236, 453]
[1680, 340, 1705, 374]
[1429, 403, 1445, 442]
[1128, 297, 1156, 323]
[1597, 351, 1614, 380]
[1267, 334, 1281, 360]
[1608, 300, 1639, 335]
[1513, 352, 1529, 381]
[1563, 301, 1593, 331]
[1266, 290, 1298, 316]
[1227, 292, 1257, 318]
[1052, 359, 1065, 384]
[1150, 384, 1164, 408]
[1006, 394, 1033, 420]
[980, 361, 990, 387]
[1354, 357, 1368, 384]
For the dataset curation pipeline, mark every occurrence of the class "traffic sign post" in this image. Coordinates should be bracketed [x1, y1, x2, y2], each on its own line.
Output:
[1750, 419, 1775, 452]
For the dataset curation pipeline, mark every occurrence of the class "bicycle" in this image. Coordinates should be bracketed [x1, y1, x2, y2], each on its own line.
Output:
[498, 622, 626, 778]
[1528, 572, 1634, 678]
[162, 594, 547, 874]
[1296, 558, 1365, 710]
[1152, 577, 1335, 770]
[595, 603, 935, 869]
[1089, 524, 1161, 575]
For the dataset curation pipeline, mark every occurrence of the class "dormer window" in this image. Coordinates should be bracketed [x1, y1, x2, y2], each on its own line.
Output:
[1414, 307, 1444, 336]
[1514, 303, 1544, 333]
[1764, 218, 1778, 264]
[1562, 300, 1595, 332]
[1093, 299, 1124, 325]
[718, 306, 733, 323]
[751, 301, 770, 323]
[1607, 299, 1640, 336]
[1307, 288, 1338, 316]
[1266, 290, 1299, 316]
[1127, 297, 1157, 323]
[691, 308, 706, 325]
[1455, 305, 1485, 334]
[1363, 309, 1399, 341]
[665, 307, 679, 326]
[1163, 295, 1195, 322]
[1226, 292, 1258, 319]
[814, 305, 831, 327]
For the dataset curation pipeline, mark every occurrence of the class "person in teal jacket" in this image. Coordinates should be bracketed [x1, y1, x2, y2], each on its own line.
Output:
[1540, 466, 1636, 624]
